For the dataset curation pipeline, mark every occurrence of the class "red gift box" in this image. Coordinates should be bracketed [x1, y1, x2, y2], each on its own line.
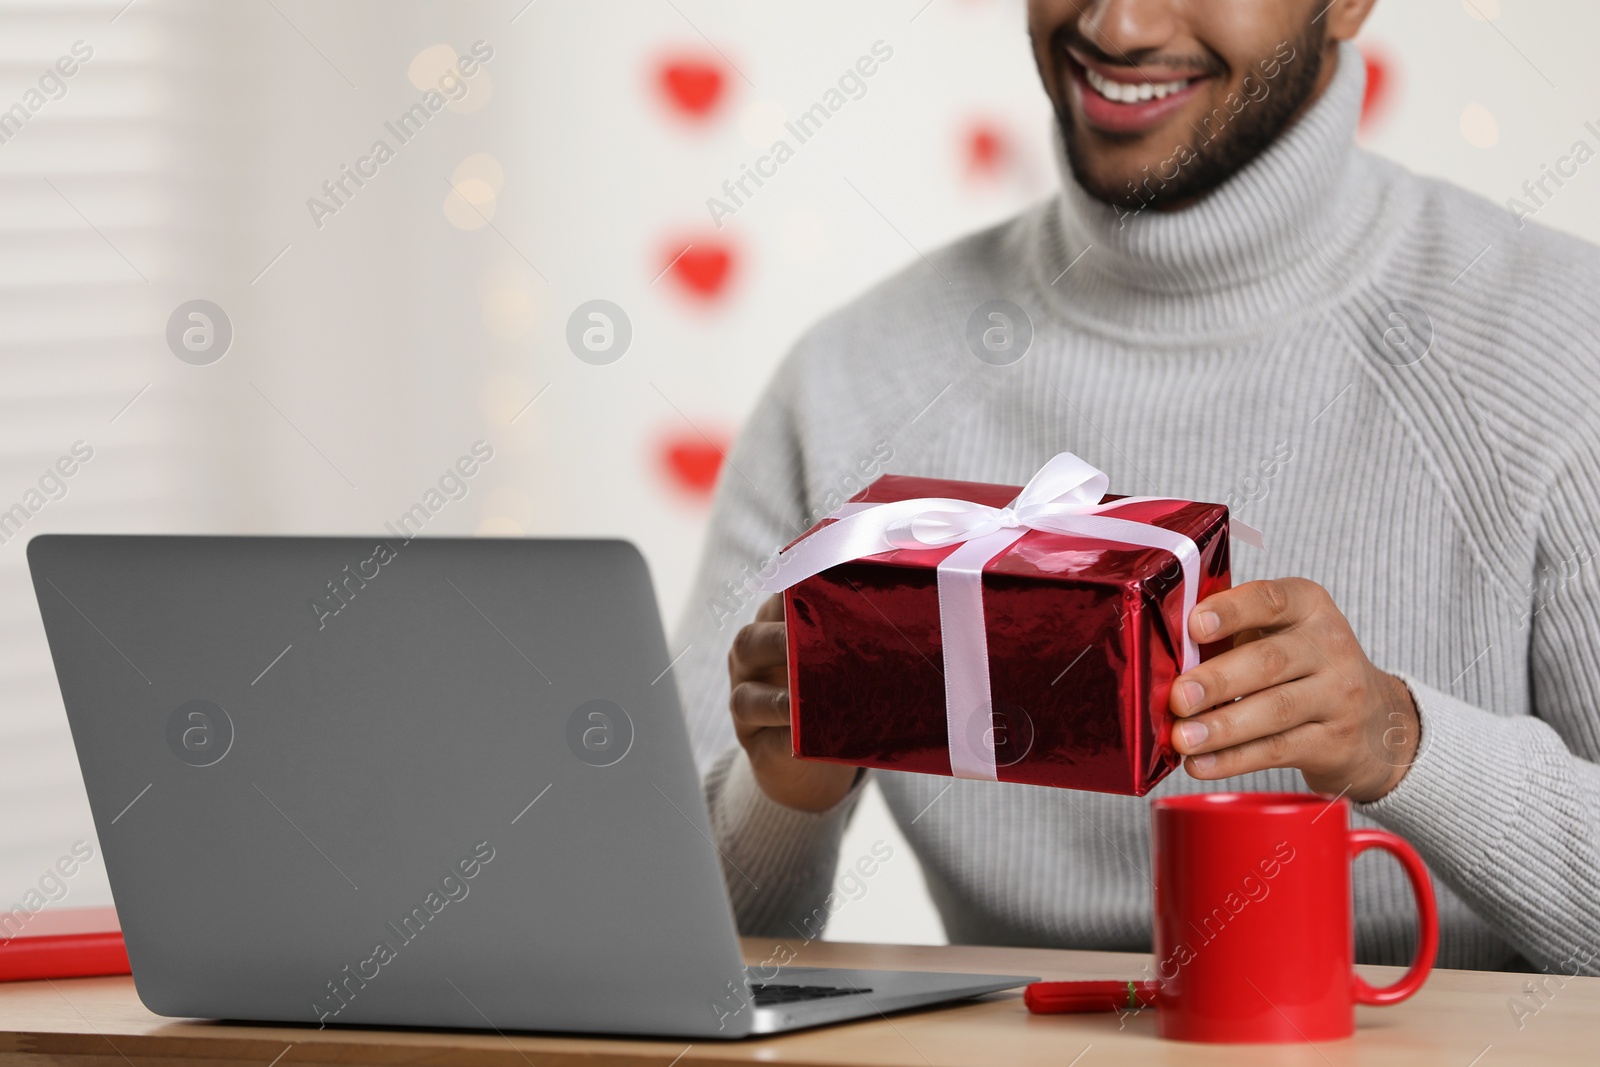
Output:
[772, 457, 1232, 796]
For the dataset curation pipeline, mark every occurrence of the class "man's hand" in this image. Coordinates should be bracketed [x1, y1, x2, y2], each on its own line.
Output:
[728, 595, 858, 812]
[1168, 578, 1420, 803]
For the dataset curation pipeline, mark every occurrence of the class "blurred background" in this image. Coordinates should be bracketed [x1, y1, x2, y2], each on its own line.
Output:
[2, 0, 1596, 946]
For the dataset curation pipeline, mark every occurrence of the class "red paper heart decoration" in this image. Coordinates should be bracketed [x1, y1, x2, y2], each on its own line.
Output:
[1359, 44, 1393, 130]
[663, 240, 735, 300]
[661, 434, 726, 497]
[965, 122, 1008, 178]
[659, 58, 725, 118]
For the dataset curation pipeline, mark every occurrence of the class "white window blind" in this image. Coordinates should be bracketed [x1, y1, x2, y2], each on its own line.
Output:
[0, 0, 206, 911]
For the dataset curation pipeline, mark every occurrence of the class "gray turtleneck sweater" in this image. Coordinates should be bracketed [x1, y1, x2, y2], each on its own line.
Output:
[670, 44, 1600, 973]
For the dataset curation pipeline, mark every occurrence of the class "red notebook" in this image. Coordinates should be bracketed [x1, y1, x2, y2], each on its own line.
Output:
[0, 905, 130, 982]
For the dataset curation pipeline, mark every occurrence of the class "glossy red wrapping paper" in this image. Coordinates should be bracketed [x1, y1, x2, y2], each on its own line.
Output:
[782, 474, 1232, 796]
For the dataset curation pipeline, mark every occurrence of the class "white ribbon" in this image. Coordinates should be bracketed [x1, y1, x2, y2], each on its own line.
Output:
[757, 453, 1216, 781]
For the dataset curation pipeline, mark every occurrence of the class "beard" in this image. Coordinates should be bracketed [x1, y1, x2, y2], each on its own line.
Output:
[1057, 20, 1328, 211]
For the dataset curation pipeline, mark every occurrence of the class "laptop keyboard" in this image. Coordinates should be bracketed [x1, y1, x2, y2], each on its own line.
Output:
[748, 982, 872, 1007]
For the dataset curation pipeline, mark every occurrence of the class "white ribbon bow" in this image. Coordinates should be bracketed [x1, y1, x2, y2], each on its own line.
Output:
[758, 452, 1241, 781]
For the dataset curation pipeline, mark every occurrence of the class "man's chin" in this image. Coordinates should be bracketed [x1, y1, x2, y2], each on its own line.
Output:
[1061, 127, 1199, 211]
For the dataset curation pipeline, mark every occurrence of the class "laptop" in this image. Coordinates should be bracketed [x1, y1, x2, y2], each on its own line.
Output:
[27, 534, 1033, 1038]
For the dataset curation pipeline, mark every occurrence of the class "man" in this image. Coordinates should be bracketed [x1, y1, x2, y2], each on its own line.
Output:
[674, 0, 1600, 973]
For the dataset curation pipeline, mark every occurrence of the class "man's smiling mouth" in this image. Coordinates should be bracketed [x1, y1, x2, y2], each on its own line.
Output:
[1081, 65, 1195, 103]
[1063, 47, 1216, 135]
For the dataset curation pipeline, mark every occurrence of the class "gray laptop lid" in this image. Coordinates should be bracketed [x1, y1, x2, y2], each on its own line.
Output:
[28, 534, 752, 1037]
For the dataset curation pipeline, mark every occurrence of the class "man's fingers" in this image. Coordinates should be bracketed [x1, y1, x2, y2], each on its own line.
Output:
[1189, 578, 1327, 642]
[728, 599, 790, 743]
[730, 680, 790, 734]
[730, 620, 787, 673]
[1181, 719, 1324, 781]
[1171, 634, 1317, 715]
[1170, 677, 1324, 756]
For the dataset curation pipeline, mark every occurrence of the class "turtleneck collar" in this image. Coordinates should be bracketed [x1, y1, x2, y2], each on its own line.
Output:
[1031, 41, 1400, 341]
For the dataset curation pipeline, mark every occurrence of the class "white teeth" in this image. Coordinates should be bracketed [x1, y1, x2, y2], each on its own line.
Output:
[1082, 66, 1191, 104]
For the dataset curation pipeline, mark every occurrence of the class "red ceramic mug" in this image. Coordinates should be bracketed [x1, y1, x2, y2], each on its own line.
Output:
[1150, 792, 1438, 1043]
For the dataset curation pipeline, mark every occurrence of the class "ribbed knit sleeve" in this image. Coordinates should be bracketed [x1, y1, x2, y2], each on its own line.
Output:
[671, 359, 806, 773]
[1360, 435, 1600, 974]
[703, 746, 867, 936]
[668, 347, 868, 934]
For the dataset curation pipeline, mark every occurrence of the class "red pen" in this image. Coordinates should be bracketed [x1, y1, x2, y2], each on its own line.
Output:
[1024, 980, 1159, 1014]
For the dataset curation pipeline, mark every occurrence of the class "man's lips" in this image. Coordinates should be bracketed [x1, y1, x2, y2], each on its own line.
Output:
[1065, 52, 1211, 136]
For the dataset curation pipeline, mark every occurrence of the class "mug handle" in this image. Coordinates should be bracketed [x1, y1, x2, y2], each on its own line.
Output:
[1348, 828, 1439, 1006]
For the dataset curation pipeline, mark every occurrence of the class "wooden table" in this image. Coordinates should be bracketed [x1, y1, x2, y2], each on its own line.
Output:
[1, 938, 1594, 1065]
